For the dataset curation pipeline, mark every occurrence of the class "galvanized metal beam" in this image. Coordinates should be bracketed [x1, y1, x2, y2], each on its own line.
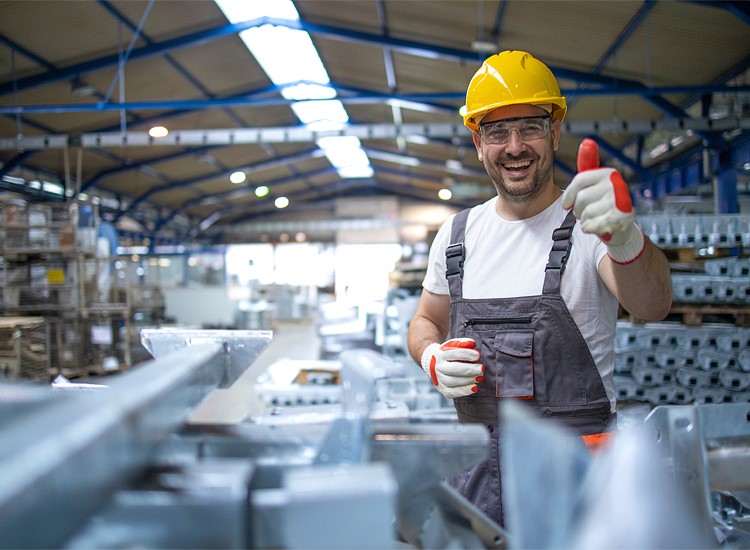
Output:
[0, 331, 272, 548]
[2, 118, 748, 152]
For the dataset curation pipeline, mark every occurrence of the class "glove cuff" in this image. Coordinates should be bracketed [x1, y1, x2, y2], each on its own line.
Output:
[607, 223, 645, 264]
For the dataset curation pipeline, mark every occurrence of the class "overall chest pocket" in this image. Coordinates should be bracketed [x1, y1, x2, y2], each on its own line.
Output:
[494, 329, 535, 398]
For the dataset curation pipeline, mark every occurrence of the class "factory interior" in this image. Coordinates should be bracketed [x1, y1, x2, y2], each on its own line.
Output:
[0, 0, 749, 547]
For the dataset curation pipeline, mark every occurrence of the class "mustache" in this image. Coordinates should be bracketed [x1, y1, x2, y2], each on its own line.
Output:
[497, 154, 535, 164]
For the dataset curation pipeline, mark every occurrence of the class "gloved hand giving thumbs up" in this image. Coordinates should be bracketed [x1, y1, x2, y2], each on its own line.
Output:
[561, 139, 645, 264]
[421, 338, 484, 399]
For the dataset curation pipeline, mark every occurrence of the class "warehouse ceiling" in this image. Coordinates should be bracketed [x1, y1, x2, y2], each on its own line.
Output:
[0, 0, 748, 247]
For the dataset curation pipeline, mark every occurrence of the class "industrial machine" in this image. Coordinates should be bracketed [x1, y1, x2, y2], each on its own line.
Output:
[0, 328, 749, 548]
[0, 329, 501, 549]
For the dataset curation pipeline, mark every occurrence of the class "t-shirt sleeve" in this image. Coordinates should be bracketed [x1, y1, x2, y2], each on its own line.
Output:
[422, 214, 455, 296]
[574, 223, 609, 270]
[594, 237, 609, 267]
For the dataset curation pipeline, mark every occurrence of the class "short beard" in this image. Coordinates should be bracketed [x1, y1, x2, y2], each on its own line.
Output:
[484, 137, 554, 203]
[492, 169, 547, 203]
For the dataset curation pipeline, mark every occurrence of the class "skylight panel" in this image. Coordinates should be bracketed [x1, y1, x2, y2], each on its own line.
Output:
[216, 0, 299, 23]
[282, 83, 336, 102]
[238, 26, 329, 86]
[293, 100, 348, 129]
[317, 136, 373, 178]
[214, 0, 372, 179]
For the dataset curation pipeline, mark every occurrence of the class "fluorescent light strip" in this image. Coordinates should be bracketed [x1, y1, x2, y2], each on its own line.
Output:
[239, 26, 329, 87]
[215, 0, 372, 179]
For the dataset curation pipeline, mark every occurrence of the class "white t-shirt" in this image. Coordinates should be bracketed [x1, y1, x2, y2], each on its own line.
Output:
[423, 195, 619, 410]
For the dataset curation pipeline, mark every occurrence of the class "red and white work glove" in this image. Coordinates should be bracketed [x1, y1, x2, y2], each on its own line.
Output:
[561, 139, 645, 264]
[420, 338, 484, 399]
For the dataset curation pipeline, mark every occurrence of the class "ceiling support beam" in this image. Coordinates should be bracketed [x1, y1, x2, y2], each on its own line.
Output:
[687, 0, 750, 26]
[82, 145, 223, 191]
[0, 14, 717, 116]
[0, 18, 270, 96]
[3, 84, 749, 117]
[156, 166, 340, 231]
[97, 0, 247, 128]
[582, 135, 651, 179]
[114, 148, 325, 221]
[0, 151, 36, 179]
[567, 1, 656, 112]
[640, 137, 750, 203]
[2, 118, 747, 152]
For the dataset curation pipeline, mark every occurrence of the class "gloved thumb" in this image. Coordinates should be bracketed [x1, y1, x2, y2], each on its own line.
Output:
[577, 138, 600, 172]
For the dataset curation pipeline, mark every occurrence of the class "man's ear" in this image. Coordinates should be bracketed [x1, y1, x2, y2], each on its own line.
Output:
[472, 130, 483, 161]
[551, 119, 562, 152]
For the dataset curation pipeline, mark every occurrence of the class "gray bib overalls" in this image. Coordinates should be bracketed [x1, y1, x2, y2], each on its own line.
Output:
[444, 207, 616, 525]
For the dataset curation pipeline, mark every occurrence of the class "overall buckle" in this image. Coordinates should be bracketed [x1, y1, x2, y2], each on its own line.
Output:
[445, 242, 464, 278]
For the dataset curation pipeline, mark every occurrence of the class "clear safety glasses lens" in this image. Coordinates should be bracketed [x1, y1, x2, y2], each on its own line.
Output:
[480, 115, 551, 145]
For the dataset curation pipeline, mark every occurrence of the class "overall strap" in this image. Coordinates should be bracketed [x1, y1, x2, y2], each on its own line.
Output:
[446, 208, 471, 300]
[542, 209, 577, 295]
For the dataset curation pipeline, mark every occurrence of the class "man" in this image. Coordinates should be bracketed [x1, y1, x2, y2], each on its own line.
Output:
[406, 50, 672, 525]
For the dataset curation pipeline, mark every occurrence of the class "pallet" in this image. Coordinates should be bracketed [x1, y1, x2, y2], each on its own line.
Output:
[626, 304, 750, 327]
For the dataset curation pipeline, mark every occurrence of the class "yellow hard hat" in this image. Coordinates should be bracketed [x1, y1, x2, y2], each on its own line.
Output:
[461, 50, 567, 131]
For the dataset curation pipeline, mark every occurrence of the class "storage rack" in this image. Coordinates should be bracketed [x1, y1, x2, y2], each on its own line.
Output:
[0, 199, 153, 380]
[615, 213, 750, 408]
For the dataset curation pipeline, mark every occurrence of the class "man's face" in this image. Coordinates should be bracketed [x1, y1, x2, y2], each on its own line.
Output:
[472, 104, 561, 204]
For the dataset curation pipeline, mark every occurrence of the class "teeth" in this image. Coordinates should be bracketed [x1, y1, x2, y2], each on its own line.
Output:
[504, 160, 531, 169]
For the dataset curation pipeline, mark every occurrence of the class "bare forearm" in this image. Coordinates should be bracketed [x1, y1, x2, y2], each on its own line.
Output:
[407, 314, 448, 365]
[407, 290, 451, 365]
[602, 237, 672, 321]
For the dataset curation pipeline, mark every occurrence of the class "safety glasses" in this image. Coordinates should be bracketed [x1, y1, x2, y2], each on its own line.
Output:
[479, 115, 551, 145]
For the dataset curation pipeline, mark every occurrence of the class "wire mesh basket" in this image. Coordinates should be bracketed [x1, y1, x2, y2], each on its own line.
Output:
[0, 316, 48, 382]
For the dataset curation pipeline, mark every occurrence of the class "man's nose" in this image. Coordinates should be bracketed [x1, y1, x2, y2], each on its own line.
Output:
[505, 128, 525, 150]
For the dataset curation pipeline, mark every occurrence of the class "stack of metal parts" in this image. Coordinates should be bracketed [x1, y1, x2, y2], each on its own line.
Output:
[614, 322, 750, 406]
[317, 302, 382, 359]
[672, 257, 750, 305]
[0, 328, 502, 549]
[640, 213, 750, 250]
[3, 327, 749, 548]
[501, 399, 748, 548]
[380, 289, 421, 360]
[254, 354, 448, 414]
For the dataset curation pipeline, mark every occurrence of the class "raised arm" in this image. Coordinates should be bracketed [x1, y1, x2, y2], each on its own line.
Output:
[562, 138, 672, 321]
[598, 238, 672, 321]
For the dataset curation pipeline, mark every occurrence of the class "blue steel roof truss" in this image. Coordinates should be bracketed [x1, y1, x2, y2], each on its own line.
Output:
[0, 0, 748, 245]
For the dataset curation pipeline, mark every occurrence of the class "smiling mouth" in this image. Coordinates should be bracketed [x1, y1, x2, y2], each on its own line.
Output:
[502, 159, 532, 170]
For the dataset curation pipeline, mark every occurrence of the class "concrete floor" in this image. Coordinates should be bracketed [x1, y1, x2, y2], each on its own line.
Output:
[188, 319, 321, 424]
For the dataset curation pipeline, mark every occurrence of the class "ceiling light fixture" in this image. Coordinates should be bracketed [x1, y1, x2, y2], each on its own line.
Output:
[471, 0, 498, 53]
[255, 185, 270, 197]
[274, 196, 289, 209]
[71, 76, 96, 97]
[230, 171, 247, 184]
[438, 188, 453, 201]
[148, 126, 169, 138]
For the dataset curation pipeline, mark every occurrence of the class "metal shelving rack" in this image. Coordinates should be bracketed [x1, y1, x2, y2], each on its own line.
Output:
[614, 213, 750, 408]
[0, 199, 136, 380]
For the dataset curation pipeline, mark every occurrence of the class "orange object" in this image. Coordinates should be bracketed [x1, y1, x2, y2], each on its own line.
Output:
[576, 138, 600, 172]
[581, 431, 614, 453]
